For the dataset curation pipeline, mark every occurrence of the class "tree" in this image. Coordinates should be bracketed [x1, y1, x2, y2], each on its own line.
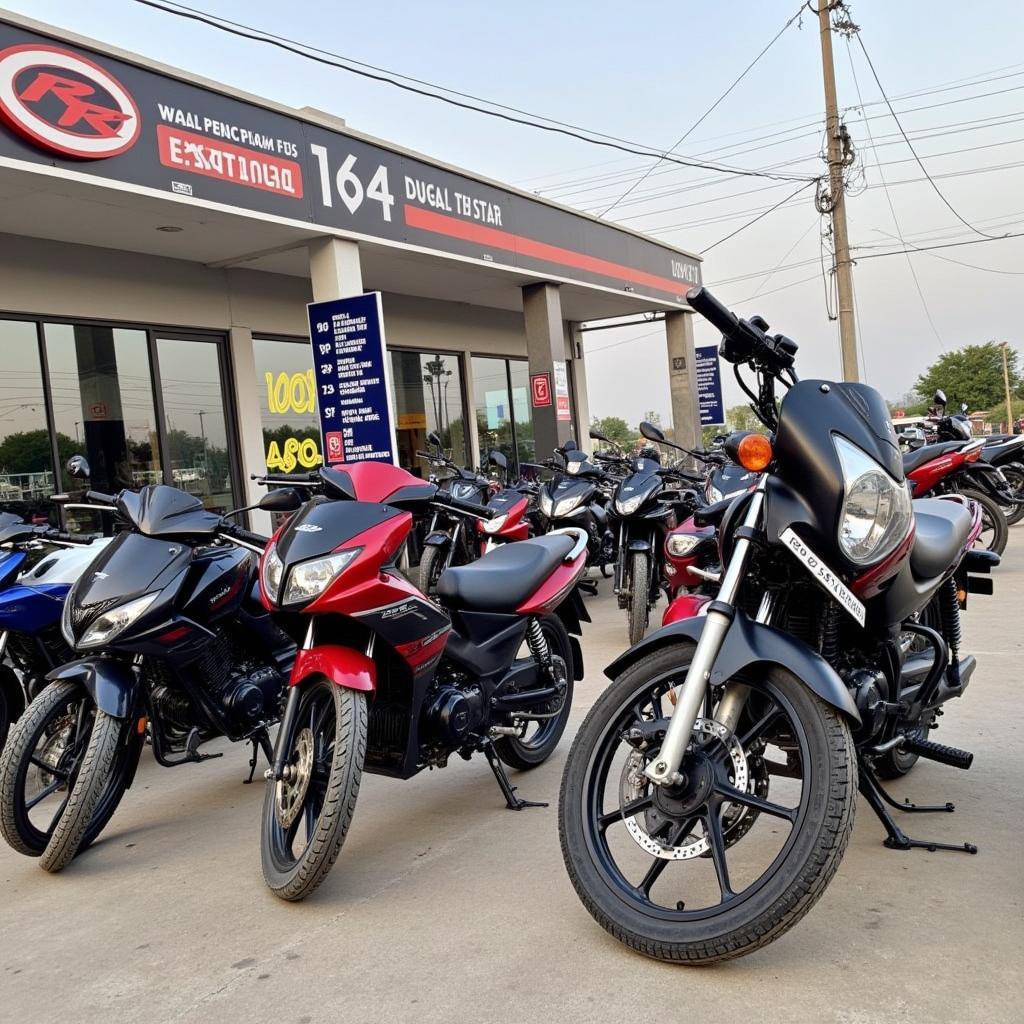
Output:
[985, 398, 1024, 432]
[590, 415, 637, 448]
[915, 342, 1022, 412]
[701, 404, 767, 446]
[0, 429, 78, 473]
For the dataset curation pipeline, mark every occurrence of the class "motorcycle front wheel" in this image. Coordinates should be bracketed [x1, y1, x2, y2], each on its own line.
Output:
[559, 644, 856, 964]
[261, 679, 367, 901]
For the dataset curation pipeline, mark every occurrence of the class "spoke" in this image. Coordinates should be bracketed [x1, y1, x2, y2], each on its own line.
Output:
[714, 781, 798, 823]
[704, 806, 735, 902]
[24, 777, 64, 811]
[29, 756, 67, 779]
[311, 698, 331, 739]
[635, 815, 698, 897]
[737, 705, 782, 750]
[598, 794, 653, 831]
[302, 797, 317, 846]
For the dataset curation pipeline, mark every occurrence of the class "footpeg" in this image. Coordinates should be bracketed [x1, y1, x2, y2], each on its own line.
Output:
[900, 735, 973, 770]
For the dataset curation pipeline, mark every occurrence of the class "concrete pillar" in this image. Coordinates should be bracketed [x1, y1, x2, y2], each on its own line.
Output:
[461, 353, 482, 470]
[228, 324, 273, 532]
[523, 282, 572, 460]
[567, 322, 592, 453]
[665, 310, 702, 452]
[308, 235, 363, 299]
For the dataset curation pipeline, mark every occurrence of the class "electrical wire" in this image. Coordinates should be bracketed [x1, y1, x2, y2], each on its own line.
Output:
[853, 232, 1024, 261]
[853, 31, 1006, 239]
[130, 0, 813, 184]
[699, 181, 818, 253]
[598, 4, 807, 216]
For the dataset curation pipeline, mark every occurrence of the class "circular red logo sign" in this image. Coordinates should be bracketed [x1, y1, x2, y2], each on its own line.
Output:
[0, 43, 140, 159]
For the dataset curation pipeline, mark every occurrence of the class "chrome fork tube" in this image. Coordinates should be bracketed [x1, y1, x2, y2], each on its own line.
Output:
[644, 479, 766, 786]
[714, 591, 774, 734]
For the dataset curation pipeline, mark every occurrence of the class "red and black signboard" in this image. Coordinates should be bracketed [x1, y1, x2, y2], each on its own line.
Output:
[0, 19, 702, 304]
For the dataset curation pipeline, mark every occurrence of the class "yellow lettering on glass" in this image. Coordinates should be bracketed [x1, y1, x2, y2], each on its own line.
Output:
[266, 437, 322, 472]
[265, 369, 317, 414]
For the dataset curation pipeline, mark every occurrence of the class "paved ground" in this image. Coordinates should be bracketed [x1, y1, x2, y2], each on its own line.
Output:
[2, 544, 1023, 1024]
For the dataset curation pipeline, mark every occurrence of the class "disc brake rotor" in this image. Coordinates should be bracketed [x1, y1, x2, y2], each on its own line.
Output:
[275, 727, 314, 829]
[620, 717, 749, 861]
[27, 717, 74, 799]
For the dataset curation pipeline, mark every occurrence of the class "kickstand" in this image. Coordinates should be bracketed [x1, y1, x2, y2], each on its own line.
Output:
[872, 773, 955, 814]
[481, 740, 547, 811]
[859, 766, 977, 854]
[243, 728, 273, 785]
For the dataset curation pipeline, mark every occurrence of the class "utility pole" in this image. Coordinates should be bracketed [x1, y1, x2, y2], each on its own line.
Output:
[817, 0, 859, 381]
[1001, 342, 1014, 433]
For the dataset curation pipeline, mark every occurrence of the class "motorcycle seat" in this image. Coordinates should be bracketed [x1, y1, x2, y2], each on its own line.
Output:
[910, 498, 973, 579]
[435, 535, 575, 612]
[902, 440, 966, 475]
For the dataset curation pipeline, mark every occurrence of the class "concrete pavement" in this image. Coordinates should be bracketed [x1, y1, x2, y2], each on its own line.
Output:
[2, 548, 1023, 1024]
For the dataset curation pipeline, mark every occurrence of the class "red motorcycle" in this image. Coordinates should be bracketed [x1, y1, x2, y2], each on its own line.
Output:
[256, 462, 589, 901]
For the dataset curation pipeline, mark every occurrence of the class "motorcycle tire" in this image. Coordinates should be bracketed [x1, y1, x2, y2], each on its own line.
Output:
[627, 551, 651, 646]
[998, 464, 1024, 526]
[0, 682, 129, 862]
[559, 644, 856, 964]
[494, 615, 575, 770]
[418, 544, 447, 595]
[261, 679, 366, 902]
[960, 488, 1008, 556]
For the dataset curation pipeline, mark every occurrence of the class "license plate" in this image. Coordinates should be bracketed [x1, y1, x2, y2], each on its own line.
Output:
[780, 527, 866, 627]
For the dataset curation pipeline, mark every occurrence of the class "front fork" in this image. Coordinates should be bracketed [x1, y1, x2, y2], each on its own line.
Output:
[643, 479, 766, 787]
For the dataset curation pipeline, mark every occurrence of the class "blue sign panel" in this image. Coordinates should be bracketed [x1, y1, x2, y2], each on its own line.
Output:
[695, 345, 725, 426]
[307, 292, 397, 465]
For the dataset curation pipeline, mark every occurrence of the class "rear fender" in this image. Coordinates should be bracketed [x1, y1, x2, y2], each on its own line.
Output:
[606, 612, 861, 724]
[289, 645, 376, 692]
[47, 658, 140, 718]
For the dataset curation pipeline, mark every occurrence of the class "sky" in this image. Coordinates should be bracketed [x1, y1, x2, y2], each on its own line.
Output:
[6, 0, 1024, 430]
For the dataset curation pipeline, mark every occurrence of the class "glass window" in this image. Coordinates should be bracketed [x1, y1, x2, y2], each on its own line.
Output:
[253, 337, 322, 475]
[472, 356, 514, 468]
[155, 336, 236, 513]
[0, 320, 54, 523]
[391, 350, 466, 475]
[45, 324, 162, 532]
[507, 359, 534, 468]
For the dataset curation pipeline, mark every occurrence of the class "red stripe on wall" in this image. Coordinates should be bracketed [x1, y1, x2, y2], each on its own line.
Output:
[402, 204, 695, 298]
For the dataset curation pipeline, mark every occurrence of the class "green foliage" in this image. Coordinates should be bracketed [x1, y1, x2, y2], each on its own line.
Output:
[0, 430, 78, 473]
[985, 398, 1024, 432]
[915, 342, 1022, 412]
[590, 415, 638, 448]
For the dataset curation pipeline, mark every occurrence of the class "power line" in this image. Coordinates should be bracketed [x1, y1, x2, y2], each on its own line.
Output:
[699, 181, 817, 254]
[852, 30, 1006, 240]
[853, 232, 1024, 261]
[131, 0, 813, 184]
[599, 4, 807, 216]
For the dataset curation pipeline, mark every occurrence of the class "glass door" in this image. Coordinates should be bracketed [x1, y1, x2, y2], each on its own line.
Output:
[153, 333, 240, 513]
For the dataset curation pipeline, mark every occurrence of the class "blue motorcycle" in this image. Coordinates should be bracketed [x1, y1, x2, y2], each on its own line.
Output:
[0, 513, 106, 750]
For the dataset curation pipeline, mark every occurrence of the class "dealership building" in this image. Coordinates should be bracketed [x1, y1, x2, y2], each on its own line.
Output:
[0, 9, 703, 529]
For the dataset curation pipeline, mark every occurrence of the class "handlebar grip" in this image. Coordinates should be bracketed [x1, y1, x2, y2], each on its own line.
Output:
[438, 494, 496, 519]
[85, 490, 116, 504]
[224, 525, 269, 548]
[686, 286, 739, 336]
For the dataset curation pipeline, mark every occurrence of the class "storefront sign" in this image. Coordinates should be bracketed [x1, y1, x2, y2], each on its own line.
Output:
[530, 372, 552, 409]
[552, 361, 571, 423]
[0, 20, 701, 305]
[695, 345, 725, 426]
[307, 292, 397, 465]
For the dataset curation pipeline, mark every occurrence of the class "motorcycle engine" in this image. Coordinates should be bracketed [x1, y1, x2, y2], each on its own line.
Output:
[422, 667, 486, 756]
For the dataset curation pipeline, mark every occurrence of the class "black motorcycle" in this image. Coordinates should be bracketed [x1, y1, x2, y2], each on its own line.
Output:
[602, 425, 703, 644]
[559, 286, 997, 963]
[0, 458, 301, 872]
[537, 441, 616, 580]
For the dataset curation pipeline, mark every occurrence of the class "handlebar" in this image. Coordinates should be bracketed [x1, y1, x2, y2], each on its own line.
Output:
[433, 494, 498, 520]
[85, 489, 117, 504]
[221, 523, 270, 548]
[251, 472, 319, 486]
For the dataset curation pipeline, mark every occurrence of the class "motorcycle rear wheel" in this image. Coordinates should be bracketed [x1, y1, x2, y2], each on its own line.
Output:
[961, 488, 1008, 555]
[998, 464, 1024, 526]
[261, 679, 367, 901]
[559, 644, 856, 964]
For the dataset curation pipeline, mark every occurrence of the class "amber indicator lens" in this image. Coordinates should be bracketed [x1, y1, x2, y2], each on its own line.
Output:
[737, 434, 773, 472]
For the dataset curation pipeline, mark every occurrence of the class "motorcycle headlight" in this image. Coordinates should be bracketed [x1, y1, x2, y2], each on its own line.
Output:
[835, 436, 913, 566]
[566, 461, 581, 475]
[538, 491, 554, 517]
[707, 485, 724, 503]
[553, 495, 583, 518]
[667, 533, 702, 557]
[283, 548, 361, 606]
[77, 592, 159, 649]
[261, 544, 284, 604]
[615, 492, 646, 516]
[481, 513, 508, 535]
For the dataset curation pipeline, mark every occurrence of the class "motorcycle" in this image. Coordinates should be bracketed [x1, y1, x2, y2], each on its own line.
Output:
[981, 432, 1024, 525]
[476, 450, 536, 554]
[0, 457, 300, 872]
[418, 432, 494, 593]
[256, 460, 589, 901]
[537, 440, 617, 580]
[602, 424, 705, 644]
[559, 286, 996, 963]
[0, 514, 108, 750]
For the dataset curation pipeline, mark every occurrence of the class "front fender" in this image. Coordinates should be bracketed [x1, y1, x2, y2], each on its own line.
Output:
[289, 645, 375, 692]
[47, 658, 139, 718]
[423, 531, 452, 549]
[627, 539, 652, 553]
[606, 612, 861, 724]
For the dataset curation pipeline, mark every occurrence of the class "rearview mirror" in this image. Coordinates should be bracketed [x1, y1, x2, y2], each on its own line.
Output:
[563, 438, 578, 452]
[589, 427, 609, 443]
[961, 402, 969, 414]
[258, 487, 303, 513]
[933, 389, 947, 408]
[427, 430, 443, 449]
[639, 420, 665, 444]
[488, 450, 508, 471]
[66, 455, 90, 480]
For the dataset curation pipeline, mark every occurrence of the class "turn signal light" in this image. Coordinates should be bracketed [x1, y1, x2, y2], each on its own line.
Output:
[737, 433, 774, 472]
[964, 448, 981, 462]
